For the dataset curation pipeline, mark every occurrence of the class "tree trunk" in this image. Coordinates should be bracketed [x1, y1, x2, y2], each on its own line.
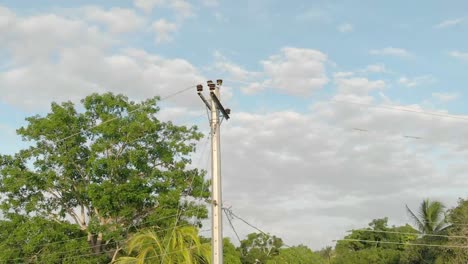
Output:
[95, 232, 103, 254]
[87, 232, 95, 251]
[87, 232, 104, 254]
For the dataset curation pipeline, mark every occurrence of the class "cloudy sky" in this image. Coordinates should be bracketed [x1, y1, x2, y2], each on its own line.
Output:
[1, 0, 468, 249]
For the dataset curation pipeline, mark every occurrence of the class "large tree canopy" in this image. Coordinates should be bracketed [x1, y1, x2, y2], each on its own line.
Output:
[239, 232, 283, 264]
[334, 218, 418, 264]
[0, 93, 209, 261]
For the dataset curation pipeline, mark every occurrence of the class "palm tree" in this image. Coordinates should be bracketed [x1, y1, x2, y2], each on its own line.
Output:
[114, 226, 211, 264]
[406, 199, 449, 236]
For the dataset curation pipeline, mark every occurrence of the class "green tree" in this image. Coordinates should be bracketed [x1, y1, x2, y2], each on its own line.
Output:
[115, 225, 210, 263]
[224, 238, 242, 264]
[318, 246, 334, 264]
[266, 245, 325, 264]
[0, 93, 209, 260]
[239, 233, 283, 264]
[403, 199, 449, 263]
[336, 218, 417, 252]
[333, 247, 401, 264]
[406, 199, 448, 235]
[0, 215, 105, 263]
[334, 218, 418, 264]
[436, 198, 468, 263]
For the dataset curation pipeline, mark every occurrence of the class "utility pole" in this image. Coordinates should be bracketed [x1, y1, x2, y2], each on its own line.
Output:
[197, 80, 230, 264]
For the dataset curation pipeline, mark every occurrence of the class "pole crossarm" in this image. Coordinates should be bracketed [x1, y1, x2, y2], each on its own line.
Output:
[210, 92, 230, 120]
[198, 92, 212, 110]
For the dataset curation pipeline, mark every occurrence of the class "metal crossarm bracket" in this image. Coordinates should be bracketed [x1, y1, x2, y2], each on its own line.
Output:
[198, 92, 212, 110]
[210, 92, 230, 120]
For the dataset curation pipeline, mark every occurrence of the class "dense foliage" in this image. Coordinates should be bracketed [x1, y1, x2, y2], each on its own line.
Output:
[0, 93, 209, 262]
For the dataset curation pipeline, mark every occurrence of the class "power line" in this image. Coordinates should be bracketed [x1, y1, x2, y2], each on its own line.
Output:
[0, 224, 210, 263]
[347, 229, 468, 239]
[1, 207, 205, 250]
[226, 208, 310, 263]
[331, 99, 468, 123]
[189, 133, 212, 227]
[226, 79, 462, 144]
[334, 239, 468, 249]
[187, 134, 212, 253]
[142, 244, 210, 263]
[226, 78, 468, 123]
[161, 133, 211, 264]
[223, 208, 242, 245]
[226, 208, 293, 249]
[403, 213, 468, 227]
[66, 229, 212, 262]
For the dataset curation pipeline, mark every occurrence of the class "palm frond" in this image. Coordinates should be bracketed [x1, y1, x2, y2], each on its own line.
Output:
[406, 204, 425, 233]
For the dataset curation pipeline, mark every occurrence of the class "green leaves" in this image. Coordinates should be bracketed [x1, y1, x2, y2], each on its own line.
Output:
[0, 216, 104, 263]
[266, 245, 324, 264]
[0, 92, 209, 260]
[406, 199, 449, 235]
[239, 233, 283, 263]
[115, 226, 210, 264]
[334, 218, 420, 264]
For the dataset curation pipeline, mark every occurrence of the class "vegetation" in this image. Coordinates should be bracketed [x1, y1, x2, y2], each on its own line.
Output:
[0, 93, 209, 262]
[0, 93, 467, 263]
[115, 226, 210, 263]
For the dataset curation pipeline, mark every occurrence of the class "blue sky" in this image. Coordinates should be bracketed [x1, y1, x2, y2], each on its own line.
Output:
[1, 0, 468, 249]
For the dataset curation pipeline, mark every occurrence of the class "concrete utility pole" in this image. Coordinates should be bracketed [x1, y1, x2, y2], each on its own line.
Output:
[197, 80, 230, 264]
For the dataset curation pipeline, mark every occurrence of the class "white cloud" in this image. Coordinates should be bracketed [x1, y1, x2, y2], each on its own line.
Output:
[370, 47, 412, 57]
[133, 0, 165, 13]
[449, 50, 468, 61]
[214, 48, 328, 96]
[134, 0, 193, 18]
[335, 76, 385, 95]
[84, 6, 145, 33]
[170, 0, 194, 18]
[222, 101, 468, 248]
[157, 106, 204, 122]
[432, 92, 459, 102]
[0, 7, 205, 110]
[240, 82, 267, 95]
[0, 47, 205, 109]
[152, 19, 178, 43]
[333, 72, 354, 78]
[0, 6, 14, 28]
[213, 51, 258, 81]
[434, 18, 464, 29]
[398, 75, 435, 87]
[363, 64, 386, 73]
[337, 23, 353, 33]
[0, 9, 111, 65]
[261, 47, 328, 96]
[135, 0, 192, 43]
